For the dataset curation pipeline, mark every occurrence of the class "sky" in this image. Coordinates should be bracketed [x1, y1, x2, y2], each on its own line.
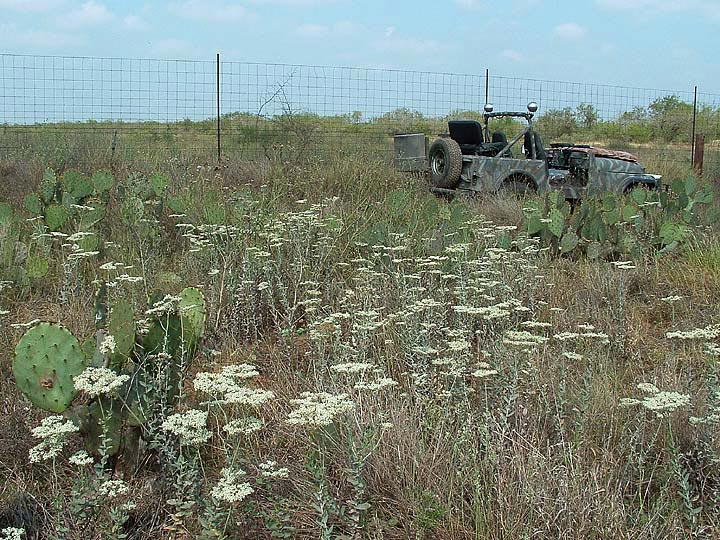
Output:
[0, 0, 718, 91]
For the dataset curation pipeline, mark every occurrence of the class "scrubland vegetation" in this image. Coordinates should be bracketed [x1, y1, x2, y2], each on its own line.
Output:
[0, 123, 719, 540]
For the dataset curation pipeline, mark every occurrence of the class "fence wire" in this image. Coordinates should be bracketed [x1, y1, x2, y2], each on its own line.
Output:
[0, 53, 718, 177]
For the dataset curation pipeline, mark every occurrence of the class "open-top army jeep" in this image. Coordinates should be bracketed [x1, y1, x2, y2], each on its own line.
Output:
[401, 103, 662, 200]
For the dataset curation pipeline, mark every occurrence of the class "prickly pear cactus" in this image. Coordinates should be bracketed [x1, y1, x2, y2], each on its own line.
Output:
[26, 255, 49, 279]
[179, 287, 206, 347]
[91, 171, 114, 195]
[44, 204, 69, 231]
[108, 299, 135, 369]
[61, 171, 93, 200]
[13, 323, 87, 413]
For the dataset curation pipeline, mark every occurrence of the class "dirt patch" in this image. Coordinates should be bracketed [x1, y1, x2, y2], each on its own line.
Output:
[0, 160, 42, 206]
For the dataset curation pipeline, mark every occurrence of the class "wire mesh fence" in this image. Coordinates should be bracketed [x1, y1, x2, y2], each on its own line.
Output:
[1, 53, 719, 178]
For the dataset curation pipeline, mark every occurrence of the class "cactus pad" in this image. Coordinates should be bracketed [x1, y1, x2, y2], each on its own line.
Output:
[26, 255, 50, 279]
[108, 299, 135, 369]
[559, 231, 579, 254]
[61, 171, 88, 198]
[80, 200, 106, 229]
[23, 194, 43, 216]
[39, 170, 58, 204]
[0, 203, 12, 227]
[45, 204, 69, 231]
[179, 287, 206, 347]
[91, 171, 114, 194]
[150, 172, 168, 197]
[121, 196, 144, 225]
[13, 323, 86, 413]
[547, 209, 564, 238]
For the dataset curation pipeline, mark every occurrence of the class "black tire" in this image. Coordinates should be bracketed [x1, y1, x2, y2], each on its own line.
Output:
[428, 137, 462, 190]
[498, 176, 536, 196]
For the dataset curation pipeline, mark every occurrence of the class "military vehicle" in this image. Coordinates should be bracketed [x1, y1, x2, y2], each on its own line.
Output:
[393, 103, 662, 200]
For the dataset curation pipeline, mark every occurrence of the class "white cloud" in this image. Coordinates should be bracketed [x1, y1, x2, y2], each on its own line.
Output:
[455, 0, 482, 8]
[123, 15, 150, 31]
[296, 23, 329, 38]
[384, 26, 396, 38]
[553, 22, 587, 40]
[0, 0, 65, 12]
[0, 22, 82, 48]
[59, 1, 115, 28]
[375, 35, 441, 55]
[249, 0, 336, 5]
[296, 20, 361, 39]
[596, 0, 720, 17]
[172, 0, 249, 22]
[501, 49, 523, 62]
[151, 38, 192, 57]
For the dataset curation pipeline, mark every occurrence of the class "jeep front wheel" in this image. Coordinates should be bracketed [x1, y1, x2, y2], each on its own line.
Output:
[428, 138, 462, 190]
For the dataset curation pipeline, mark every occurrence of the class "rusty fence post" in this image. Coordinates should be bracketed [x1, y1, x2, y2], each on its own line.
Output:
[693, 134, 705, 177]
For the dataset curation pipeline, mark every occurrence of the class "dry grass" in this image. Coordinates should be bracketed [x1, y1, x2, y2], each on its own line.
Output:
[0, 150, 719, 539]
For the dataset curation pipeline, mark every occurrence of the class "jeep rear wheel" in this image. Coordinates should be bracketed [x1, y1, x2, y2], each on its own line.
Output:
[428, 138, 462, 190]
[499, 175, 536, 197]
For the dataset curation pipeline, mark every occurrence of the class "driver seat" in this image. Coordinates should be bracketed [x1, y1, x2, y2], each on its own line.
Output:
[523, 131, 547, 160]
[448, 120, 484, 155]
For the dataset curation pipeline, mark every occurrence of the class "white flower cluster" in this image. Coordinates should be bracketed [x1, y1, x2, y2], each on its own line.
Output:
[354, 378, 399, 392]
[471, 362, 498, 379]
[98, 334, 117, 355]
[28, 415, 79, 463]
[162, 409, 212, 445]
[666, 324, 720, 340]
[145, 295, 183, 316]
[193, 364, 274, 407]
[330, 362, 375, 374]
[211, 468, 254, 504]
[69, 450, 94, 466]
[74, 367, 129, 397]
[98, 479, 130, 498]
[287, 392, 355, 428]
[223, 417, 264, 436]
[503, 330, 549, 347]
[258, 460, 290, 479]
[1, 528, 25, 540]
[620, 383, 691, 418]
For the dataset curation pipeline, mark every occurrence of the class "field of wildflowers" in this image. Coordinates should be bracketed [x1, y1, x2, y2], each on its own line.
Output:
[0, 150, 719, 539]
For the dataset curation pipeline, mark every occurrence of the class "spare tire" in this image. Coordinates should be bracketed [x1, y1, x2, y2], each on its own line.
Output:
[428, 137, 462, 190]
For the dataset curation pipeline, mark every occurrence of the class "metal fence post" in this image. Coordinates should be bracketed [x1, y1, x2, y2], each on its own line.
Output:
[691, 85, 697, 166]
[485, 68, 489, 106]
[693, 134, 705, 177]
[216, 53, 221, 163]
